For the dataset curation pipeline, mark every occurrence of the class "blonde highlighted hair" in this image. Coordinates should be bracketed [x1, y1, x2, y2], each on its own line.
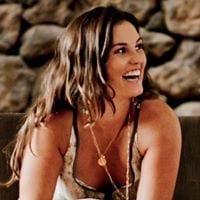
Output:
[4, 6, 154, 186]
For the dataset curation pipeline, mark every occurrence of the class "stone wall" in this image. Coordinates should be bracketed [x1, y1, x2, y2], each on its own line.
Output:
[0, 0, 200, 115]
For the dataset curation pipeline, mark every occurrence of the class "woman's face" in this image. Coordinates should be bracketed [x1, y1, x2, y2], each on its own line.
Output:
[106, 21, 147, 99]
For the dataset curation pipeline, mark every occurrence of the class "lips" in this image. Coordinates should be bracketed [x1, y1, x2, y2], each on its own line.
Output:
[122, 69, 141, 80]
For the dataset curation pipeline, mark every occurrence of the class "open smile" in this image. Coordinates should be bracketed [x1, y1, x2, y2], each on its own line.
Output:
[122, 69, 141, 81]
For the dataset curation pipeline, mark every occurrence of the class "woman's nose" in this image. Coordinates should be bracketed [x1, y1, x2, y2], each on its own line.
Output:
[129, 50, 145, 65]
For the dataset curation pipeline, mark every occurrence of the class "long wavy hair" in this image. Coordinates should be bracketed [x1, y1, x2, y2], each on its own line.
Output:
[4, 6, 155, 186]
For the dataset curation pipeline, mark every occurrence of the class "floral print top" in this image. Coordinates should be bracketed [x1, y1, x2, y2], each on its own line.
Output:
[53, 103, 143, 200]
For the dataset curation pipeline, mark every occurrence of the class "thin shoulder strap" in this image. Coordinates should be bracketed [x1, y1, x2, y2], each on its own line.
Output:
[72, 110, 79, 144]
[129, 99, 142, 179]
[133, 100, 141, 134]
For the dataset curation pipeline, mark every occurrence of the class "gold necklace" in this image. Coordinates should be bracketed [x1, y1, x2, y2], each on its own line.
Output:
[86, 108, 132, 200]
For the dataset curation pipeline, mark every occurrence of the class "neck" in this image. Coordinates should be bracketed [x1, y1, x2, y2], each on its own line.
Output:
[100, 97, 133, 123]
[85, 96, 133, 200]
[79, 97, 134, 128]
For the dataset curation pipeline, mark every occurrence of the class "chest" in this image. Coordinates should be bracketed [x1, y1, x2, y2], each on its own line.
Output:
[74, 124, 133, 190]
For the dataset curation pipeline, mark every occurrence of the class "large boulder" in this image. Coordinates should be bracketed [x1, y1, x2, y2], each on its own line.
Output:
[163, 0, 200, 37]
[23, 0, 73, 26]
[20, 25, 64, 60]
[149, 40, 200, 99]
[175, 101, 200, 116]
[141, 28, 175, 58]
[0, 4, 22, 52]
[0, 55, 35, 112]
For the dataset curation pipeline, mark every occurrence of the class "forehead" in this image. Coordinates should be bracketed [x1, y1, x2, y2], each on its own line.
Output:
[112, 21, 140, 43]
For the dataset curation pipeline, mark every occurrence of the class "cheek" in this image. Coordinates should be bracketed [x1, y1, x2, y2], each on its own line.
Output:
[105, 60, 118, 80]
[106, 57, 126, 77]
[144, 55, 147, 67]
[140, 53, 147, 78]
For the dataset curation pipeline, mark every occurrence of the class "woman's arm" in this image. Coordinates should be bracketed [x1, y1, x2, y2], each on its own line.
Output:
[136, 99, 182, 200]
[19, 111, 72, 200]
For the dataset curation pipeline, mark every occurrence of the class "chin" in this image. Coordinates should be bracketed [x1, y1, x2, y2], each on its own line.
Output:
[132, 86, 144, 97]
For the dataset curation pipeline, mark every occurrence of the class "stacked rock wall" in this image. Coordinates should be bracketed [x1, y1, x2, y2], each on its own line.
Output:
[0, 0, 199, 115]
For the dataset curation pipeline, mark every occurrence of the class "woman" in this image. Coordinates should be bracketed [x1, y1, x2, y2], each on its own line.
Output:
[6, 6, 181, 200]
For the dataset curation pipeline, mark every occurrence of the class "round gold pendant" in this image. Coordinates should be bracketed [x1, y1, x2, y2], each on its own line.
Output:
[98, 155, 107, 166]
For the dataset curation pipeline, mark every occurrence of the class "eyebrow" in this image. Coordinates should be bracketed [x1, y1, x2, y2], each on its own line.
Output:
[111, 37, 142, 48]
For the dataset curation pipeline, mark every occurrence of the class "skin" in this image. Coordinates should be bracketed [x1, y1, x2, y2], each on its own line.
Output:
[106, 21, 146, 99]
[19, 21, 181, 200]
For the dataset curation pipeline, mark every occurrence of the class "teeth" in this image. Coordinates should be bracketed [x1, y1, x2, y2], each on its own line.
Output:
[122, 69, 141, 80]
[124, 69, 141, 76]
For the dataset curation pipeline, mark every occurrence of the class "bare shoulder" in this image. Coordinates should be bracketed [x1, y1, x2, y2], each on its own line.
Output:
[31, 110, 73, 157]
[140, 98, 179, 124]
[44, 110, 73, 137]
[20, 111, 73, 199]
[138, 98, 181, 155]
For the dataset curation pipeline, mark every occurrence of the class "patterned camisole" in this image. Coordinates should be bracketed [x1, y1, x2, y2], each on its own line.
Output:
[53, 102, 143, 200]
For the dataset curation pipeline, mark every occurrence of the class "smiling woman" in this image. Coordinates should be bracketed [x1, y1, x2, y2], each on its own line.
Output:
[106, 21, 146, 98]
[4, 6, 181, 200]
